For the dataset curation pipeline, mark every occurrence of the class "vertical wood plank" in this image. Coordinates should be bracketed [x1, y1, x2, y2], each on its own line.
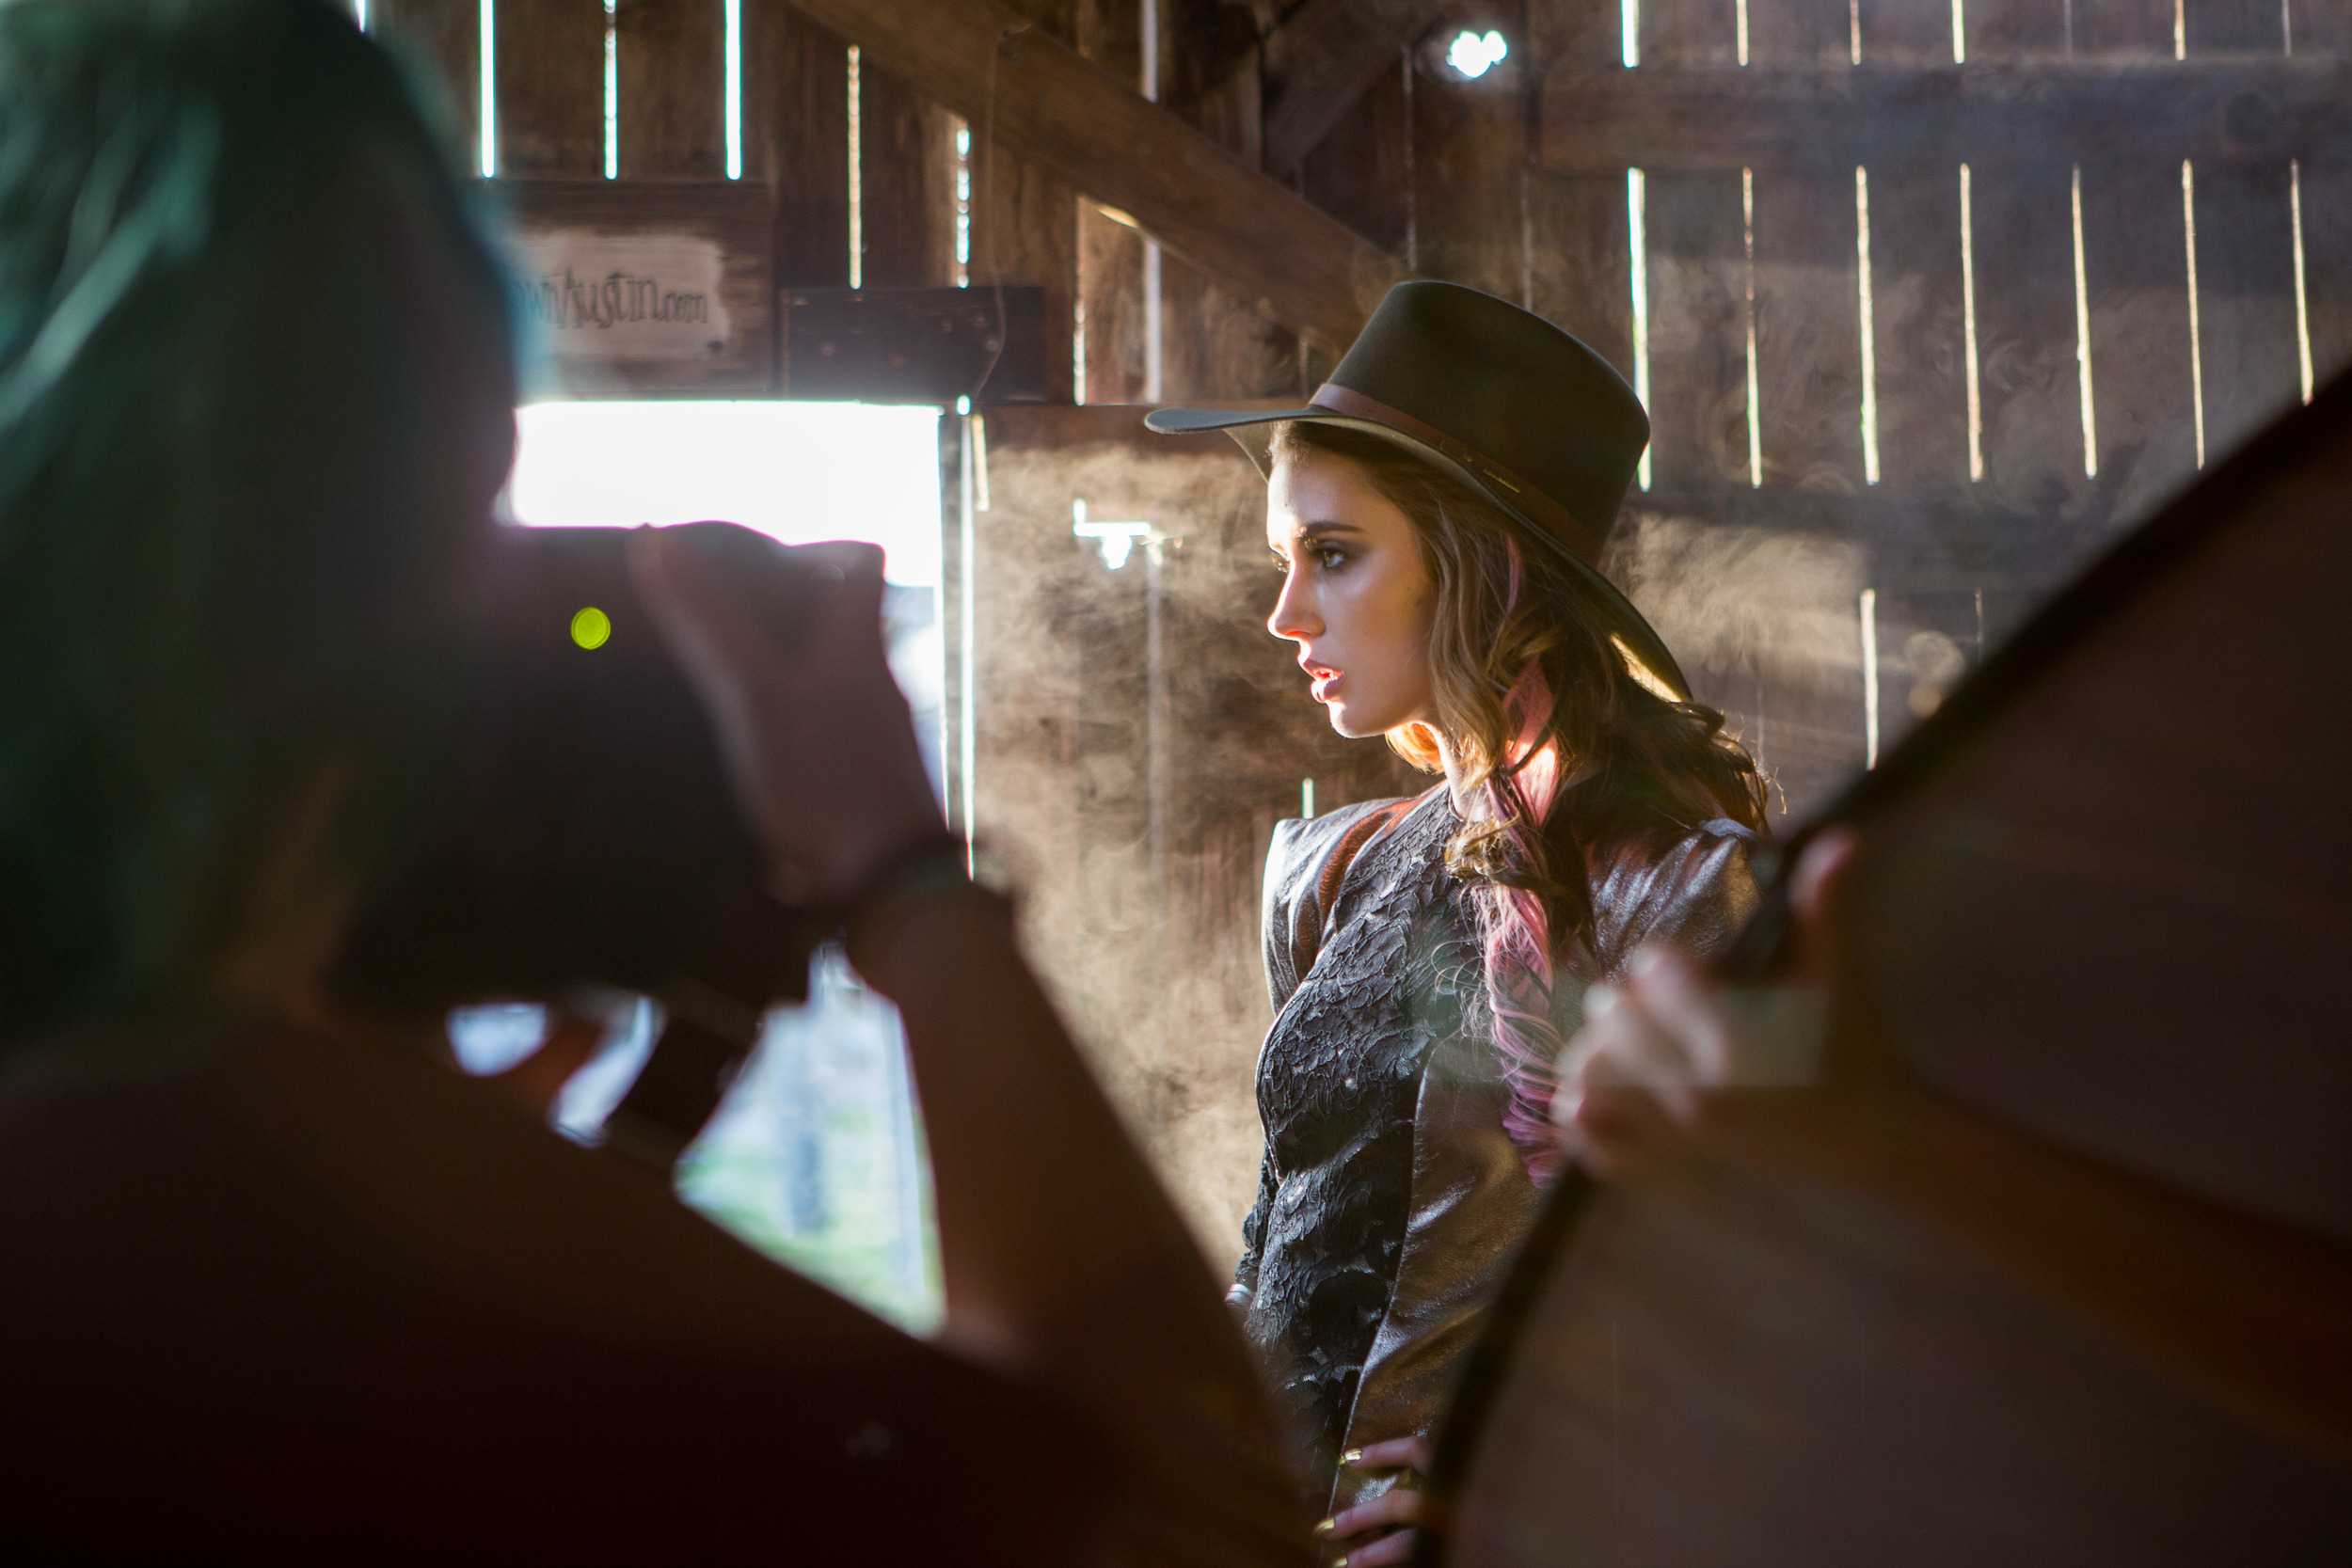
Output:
[1967, 0, 2073, 55]
[1749, 174, 1863, 490]
[1300, 51, 1413, 258]
[1862, 3, 1971, 495]
[1971, 160, 2091, 517]
[2293, 0, 2352, 54]
[1294, 55, 1413, 389]
[373, 0, 482, 160]
[1638, 0, 1737, 63]
[1644, 172, 1752, 490]
[971, 0, 1078, 403]
[496, 0, 606, 178]
[1075, 0, 1149, 402]
[745, 0, 848, 288]
[1522, 3, 1630, 376]
[1750, 0, 1863, 492]
[1746, 0, 1866, 816]
[1526, 171, 1633, 382]
[2301, 157, 2352, 388]
[2191, 161, 2301, 460]
[1639, 0, 1748, 491]
[2077, 161, 2201, 520]
[2072, 0, 2195, 523]
[2189, 1, 2305, 464]
[2073, 0, 2176, 53]
[2184, 0, 2289, 52]
[1959, 5, 2095, 522]
[1411, 0, 1531, 302]
[1864, 167, 1969, 493]
[615, 0, 725, 179]
[1156, 0, 1301, 400]
[857, 62, 959, 289]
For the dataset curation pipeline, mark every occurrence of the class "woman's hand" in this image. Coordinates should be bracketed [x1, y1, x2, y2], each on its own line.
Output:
[1553, 829, 1857, 1177]
[1316, 1435, 1437, 1566]
[627, 526, 943, 906]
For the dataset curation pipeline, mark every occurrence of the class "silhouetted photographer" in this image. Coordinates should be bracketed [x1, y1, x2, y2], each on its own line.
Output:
[0, 3, 1305, 1560]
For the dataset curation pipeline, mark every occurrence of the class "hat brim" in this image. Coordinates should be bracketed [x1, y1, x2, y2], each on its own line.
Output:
[1145, 404, 1693, 704]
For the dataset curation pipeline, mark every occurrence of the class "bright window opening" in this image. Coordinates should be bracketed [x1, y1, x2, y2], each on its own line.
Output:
[454, 400, 950, 1331]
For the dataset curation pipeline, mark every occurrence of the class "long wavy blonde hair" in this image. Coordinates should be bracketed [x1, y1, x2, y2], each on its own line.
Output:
[1269, 420, 1769, 1182]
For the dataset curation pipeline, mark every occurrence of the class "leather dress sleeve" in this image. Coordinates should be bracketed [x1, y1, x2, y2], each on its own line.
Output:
[1235, 800, 1414, 1310]
[1589, 817, 1764, 977]
[1324, 1022, 1539, 1519]
[1326, 820, 1763, 1515]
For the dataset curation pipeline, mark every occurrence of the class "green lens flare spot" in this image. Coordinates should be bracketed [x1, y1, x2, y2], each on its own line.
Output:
[570, 606, 612, 650]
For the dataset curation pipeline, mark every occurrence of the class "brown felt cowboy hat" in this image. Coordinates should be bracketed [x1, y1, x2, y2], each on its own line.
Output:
[1145, 279, 1690, 702]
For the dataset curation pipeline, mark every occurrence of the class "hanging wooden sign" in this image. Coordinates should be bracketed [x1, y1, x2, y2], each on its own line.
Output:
[495, 182, 775, 395]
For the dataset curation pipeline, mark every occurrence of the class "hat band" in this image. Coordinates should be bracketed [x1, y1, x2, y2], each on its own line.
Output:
[1307, 382, 1604, 563]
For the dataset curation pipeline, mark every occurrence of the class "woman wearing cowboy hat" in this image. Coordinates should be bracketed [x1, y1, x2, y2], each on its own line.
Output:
[1151, 281, 1770, 1562]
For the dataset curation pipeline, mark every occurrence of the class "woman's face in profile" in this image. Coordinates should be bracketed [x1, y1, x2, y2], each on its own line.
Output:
[1264, 448, 1438, 739]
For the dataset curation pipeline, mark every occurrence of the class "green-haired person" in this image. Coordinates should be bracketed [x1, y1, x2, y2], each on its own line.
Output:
[0, 3, 1310, 1559]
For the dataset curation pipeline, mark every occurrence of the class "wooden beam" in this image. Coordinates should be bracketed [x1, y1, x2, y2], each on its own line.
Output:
[1625, 482, 2139, 589]
[778, 0, 1404, 353]
[781, 286, 1050, 402]
[1261, 0, 1448, 174]
[1543, 60, 2352, 173]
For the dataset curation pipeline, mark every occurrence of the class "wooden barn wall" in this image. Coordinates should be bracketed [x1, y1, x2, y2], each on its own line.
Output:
[370, 0, 2352, 824]
[358, 0, 2352, 1266]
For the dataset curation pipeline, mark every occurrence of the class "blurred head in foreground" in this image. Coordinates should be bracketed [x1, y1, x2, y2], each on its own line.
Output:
[0, 0, 519, 1048]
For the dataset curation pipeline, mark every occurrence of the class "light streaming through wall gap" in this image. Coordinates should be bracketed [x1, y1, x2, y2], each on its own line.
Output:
[1621, 0, 1639, 68]
[954, 122, 973, 289]
[1859, 588, 1881, 768]
[1628, 168, 1652, 491]
[1960, 164, 1984, 481]
[1855, 166, 1881, 485]
[2291, 160, 2315, 403]
[1741, 169, 1761, 487]
[2070, 166, 2098, 478]
[603, 0, 618, 181]
[1953, 0, 1967, 63]
[846, 46, 863, 290]
[2182, 159, 2206, 467]
[479, 0, 497, 178]
[724, 0, 742, 179]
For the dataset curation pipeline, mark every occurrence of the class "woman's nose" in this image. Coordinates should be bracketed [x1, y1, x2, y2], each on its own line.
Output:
[1266, 573, 1320, 642]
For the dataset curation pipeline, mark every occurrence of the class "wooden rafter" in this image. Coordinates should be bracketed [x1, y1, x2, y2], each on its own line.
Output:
[1261, 0, 1449, 174]
[1545, 59, 2352, 173]
[779, 0, 1404, 355]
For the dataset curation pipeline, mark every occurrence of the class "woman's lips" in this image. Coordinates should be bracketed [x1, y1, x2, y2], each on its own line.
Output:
[1311, 672, 1343, 702]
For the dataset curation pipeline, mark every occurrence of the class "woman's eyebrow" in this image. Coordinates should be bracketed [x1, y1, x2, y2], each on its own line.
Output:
[1295, 520, 1365, 538]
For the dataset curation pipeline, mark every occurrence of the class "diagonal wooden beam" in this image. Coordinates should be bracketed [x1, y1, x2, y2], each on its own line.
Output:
[779, 0, 1404, 355]
[1261, 0, 1449, 174]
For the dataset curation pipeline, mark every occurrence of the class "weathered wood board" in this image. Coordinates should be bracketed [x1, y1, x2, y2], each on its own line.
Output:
[746, 1, 850, 289]
[501, 181, 774, 393]
[615, 0, 726, 180]
[495, 0, 604, 178]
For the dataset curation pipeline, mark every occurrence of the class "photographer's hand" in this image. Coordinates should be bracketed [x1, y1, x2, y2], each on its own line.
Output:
[626, 527, 942, 904]
[1553, 828, 1856, 1178]
[627, 525, 1303, 1556]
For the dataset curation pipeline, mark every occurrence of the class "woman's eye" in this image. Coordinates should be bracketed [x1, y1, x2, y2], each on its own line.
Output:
[1314, 546, 1349, 571]
[1269, 551, 1291, 576]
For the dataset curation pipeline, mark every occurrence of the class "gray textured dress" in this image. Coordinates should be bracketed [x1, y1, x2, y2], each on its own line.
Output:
[1232, 784, 1759, 1516]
